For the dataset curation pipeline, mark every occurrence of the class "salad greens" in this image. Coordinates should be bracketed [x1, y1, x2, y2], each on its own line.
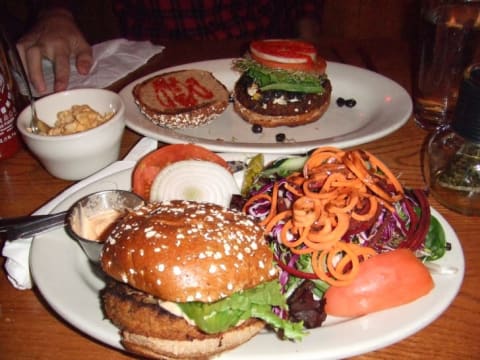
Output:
[423, 215, 447, 261]
[232, 152, 450, 334]
[178, 280, 306, 341]
[234, 58, 327, 94]
[242, 153, 449, 266]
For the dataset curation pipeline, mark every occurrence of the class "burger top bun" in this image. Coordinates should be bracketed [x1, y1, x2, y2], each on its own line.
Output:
[101, 200, 278, 303]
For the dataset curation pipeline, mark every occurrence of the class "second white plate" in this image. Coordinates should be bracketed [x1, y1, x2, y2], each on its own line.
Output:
[120, 59, 412, 154]
[30, 153, 464, 360]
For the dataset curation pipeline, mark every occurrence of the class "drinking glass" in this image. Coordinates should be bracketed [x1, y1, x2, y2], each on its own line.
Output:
[413, 0, 480, 130]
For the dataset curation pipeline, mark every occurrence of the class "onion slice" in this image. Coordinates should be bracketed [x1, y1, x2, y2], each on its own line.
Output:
[149, 160, 239, 207]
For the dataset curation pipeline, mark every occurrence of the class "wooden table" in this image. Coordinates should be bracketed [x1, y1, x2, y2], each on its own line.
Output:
[0, 39, 478, 359]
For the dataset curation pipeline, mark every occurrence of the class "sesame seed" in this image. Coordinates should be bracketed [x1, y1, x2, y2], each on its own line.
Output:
[145, 230, 156, 238]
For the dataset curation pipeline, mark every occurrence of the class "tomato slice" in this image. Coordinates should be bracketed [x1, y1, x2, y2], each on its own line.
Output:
[250, 39, 326, 74]
[250, 39, 317, 63]
[132, 143, 230, 200]
[324, 249, 434, 317]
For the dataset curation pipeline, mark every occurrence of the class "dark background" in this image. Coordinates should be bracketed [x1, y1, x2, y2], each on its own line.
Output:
[4, 0, 419, 44]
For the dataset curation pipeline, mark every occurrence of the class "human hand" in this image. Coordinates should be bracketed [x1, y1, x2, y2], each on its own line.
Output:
[16, 8, 93, 95]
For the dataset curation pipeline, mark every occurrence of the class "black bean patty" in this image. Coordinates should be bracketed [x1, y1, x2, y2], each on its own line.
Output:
[233, 73, 332, 116]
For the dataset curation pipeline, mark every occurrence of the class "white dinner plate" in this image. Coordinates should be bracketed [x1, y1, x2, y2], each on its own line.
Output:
[30, 153, 464, 360]
[119, 59, 412, 154]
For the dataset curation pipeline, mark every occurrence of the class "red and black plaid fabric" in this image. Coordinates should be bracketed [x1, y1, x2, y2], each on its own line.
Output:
[111, 0, 323, 42]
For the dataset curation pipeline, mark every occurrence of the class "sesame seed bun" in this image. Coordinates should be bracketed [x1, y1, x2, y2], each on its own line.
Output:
[101, 200, 278, 303]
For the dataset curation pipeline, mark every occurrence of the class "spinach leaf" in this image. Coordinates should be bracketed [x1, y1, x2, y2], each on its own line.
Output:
[424, 216, 447, 261]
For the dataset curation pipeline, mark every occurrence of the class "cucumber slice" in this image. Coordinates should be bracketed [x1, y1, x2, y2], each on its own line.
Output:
[261, 155, 308, 177]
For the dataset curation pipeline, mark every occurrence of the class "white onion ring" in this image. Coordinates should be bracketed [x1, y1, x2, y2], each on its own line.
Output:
[149, 160, 239, 207]
[250, 46, 313, 64]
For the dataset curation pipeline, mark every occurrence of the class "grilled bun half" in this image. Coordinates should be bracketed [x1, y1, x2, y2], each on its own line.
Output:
[100, 200, 289, 359]
[132, 69, 229, 129]
[233, 39, 332, 128]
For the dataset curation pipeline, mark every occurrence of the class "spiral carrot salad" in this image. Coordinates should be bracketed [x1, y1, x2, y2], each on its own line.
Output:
[242, 147, 440, 289]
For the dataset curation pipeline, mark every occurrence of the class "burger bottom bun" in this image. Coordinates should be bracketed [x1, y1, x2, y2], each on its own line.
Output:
[102, 281, 265, 359]
[233, 96, 331, 128]
[123, 321, 264, 360]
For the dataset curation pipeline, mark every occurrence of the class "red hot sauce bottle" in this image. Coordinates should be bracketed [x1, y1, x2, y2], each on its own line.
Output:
[0, 27, 21, 160]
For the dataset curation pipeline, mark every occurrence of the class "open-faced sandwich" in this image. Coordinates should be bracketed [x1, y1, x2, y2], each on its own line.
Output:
[132, 69, 229, 129]
[233, 39, 332, 127]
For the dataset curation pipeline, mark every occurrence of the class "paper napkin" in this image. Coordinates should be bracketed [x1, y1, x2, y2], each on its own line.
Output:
[2, 137, 158, 290]
[30, 38, 164, 97]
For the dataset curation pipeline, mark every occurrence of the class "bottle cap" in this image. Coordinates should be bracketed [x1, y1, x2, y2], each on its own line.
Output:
[452, 64, 480, 142]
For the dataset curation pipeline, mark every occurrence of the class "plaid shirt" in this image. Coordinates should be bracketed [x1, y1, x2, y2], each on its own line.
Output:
[111, 0, 324, 42]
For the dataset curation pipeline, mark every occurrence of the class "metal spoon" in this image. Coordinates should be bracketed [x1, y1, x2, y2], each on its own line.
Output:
[17, 62, 51, 134]
[0, 190, 144, 242]
[0, 211, 67, 240]
[27, 91, 51, 134]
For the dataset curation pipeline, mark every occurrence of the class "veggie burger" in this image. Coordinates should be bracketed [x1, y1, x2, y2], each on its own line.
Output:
[234, 39, 332, 127]
[100, 200, 303, 359]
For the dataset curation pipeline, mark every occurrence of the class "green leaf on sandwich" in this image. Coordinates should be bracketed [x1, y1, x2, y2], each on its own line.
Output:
[233, 58, 327, 94]
[178, 280, 306, 341]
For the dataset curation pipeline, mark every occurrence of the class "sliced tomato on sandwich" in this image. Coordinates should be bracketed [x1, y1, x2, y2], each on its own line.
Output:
[250, 39, 326, 74]
[132, 143, 230, 200]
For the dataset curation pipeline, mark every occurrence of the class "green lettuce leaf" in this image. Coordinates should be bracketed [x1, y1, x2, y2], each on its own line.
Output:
[233, 58, 326, 94]
[178, 280, 306, 341]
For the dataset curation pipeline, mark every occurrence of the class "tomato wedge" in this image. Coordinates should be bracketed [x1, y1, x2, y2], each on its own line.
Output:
[324, 249, 434, 317]
[250, 39, 326, 74]
[132, 143, 230, 200]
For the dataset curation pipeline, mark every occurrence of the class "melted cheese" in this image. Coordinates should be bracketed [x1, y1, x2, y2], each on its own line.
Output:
[158, 301, 197, 326]
[158, 300, 245, 328]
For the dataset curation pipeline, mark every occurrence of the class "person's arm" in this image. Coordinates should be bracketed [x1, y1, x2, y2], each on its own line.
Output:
[16, 5, 93, 95]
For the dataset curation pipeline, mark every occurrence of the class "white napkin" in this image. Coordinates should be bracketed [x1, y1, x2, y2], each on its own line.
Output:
[1, 137, 158, 290]
[30, 38, 164, 97]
